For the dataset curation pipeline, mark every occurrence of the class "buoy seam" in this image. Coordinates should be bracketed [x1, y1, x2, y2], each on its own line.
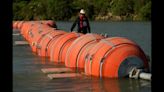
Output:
[58, 37, 77, 63]
[76, 41, 96, 69]
[46, 34, 64, 57]
[75, 39, 102, 68]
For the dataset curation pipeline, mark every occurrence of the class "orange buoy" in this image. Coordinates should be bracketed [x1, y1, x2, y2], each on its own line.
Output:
[17, 21, 25, 30]
[20, 21, 55, 40]
[65, 33, 104, 68]
[14, 21, 20, 29]
[46, 30, 68, 57]
[20, 21, 35, 40]
[29, 25, 54, 53]
[76, 42, 97, 69]
[25, 23, 43, 41]
[59, 39, 75, 63]
[26, 23, 53, 42]
[50, 32, 83, 63]
[41, 20, 57, 28]
[13, 21, 17, 29]
[37, 30, 66, 57]
[20, 21, 28, 34]
[85, 37, 149, 78]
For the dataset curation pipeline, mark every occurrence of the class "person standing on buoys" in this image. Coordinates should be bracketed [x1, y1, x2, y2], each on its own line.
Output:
[71, 9, 91, 34]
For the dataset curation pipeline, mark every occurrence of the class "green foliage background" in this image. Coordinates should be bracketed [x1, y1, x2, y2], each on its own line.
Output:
[13, 0, 151, 21]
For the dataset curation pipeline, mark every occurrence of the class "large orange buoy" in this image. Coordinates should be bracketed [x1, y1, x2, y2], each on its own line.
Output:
[59, 39, 75, 63]
[17, 21, 25, 30]
[26, 23, 52, 42]
[65, 33, 104, 68]
[20, 21, 29, 34]
[13, 21, 17, 29]
[13, 21, 20, 29]
[20, 21, 47, 37]
[28, 25, 54, 53]
[25, 22, 48, 42]
[50, 32, 83, 63]
[20, 21, 36, 40]
[37, 30, 66, 57]
[85, 37, 149, 78]
[46, 30, 68, 57]
[76, 42, 97, 69]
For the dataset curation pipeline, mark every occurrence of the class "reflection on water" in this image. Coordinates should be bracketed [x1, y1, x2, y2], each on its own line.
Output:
[13, 21, 151, 92]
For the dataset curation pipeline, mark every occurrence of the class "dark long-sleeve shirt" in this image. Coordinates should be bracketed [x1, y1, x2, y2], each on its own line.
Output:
[71, 15, 90, 34]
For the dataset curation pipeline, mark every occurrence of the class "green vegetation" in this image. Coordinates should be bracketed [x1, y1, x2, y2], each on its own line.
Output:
[13, 0, 151, 21]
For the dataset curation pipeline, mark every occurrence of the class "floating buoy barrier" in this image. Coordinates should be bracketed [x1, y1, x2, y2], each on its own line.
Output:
[50, 32, 83, 63]
[13, 20, 151, 80]
[28, 25, 55, 52]
[84, 37, 149, 78]
[17, 21, 25, 30]
[13, 21, 20, 29]
[65, 34, 104, 68]
[23, 23, 51, 41]
[37, 30, 66, 57]
[77, 42, 97, 69]
[13, 20, 57, 30]
[20, 21, 36, 40]
[46, 31, 68, 57]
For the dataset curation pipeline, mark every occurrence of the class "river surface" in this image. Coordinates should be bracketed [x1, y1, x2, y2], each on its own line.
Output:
[13, 21, 151, 92]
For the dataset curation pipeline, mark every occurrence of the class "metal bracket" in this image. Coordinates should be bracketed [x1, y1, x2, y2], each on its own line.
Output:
[129, 67, 141, 79]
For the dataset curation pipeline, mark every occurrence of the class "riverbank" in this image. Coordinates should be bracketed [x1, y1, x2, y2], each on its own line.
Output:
[69, 12, 145, 21]
[13, 0, 151, 21]
[94, 13, 139, 21]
